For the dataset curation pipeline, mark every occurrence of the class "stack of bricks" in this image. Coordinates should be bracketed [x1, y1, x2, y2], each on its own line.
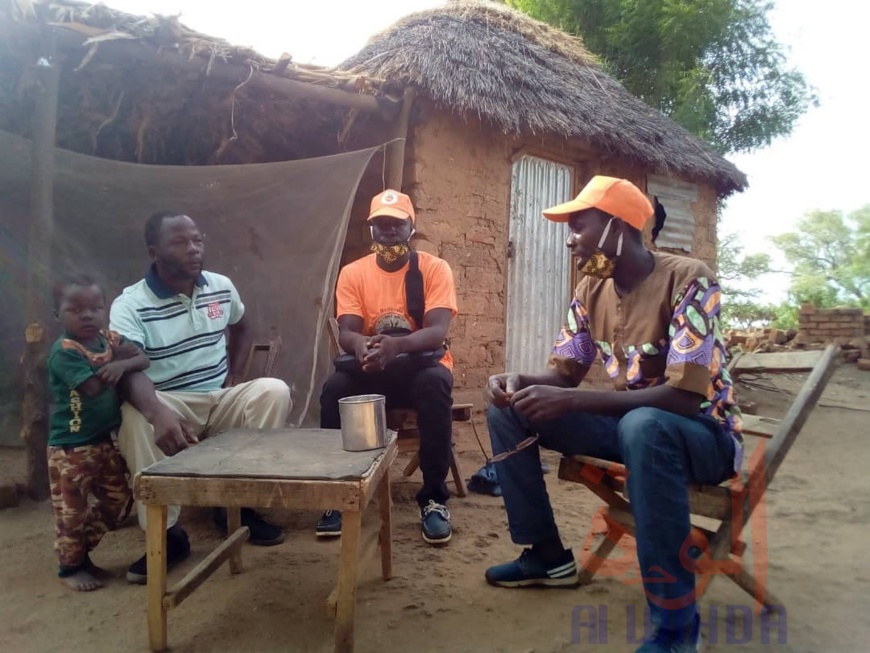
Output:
[797, 305, 867, 347]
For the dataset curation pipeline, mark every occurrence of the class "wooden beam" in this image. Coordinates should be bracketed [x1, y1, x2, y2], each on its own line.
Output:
[711, 343, 839, 560]
[762, 344, 839, 485]
[384, 87, 416, 189]
[740, 414, 779, 438]
[134, 474, 363, 512]
[334, 509, 362, 653]
[146, 504, 169, 652]
[163, 526, 250, 610]
[732, 350, 827, 375]
[21, 33, 61, 501]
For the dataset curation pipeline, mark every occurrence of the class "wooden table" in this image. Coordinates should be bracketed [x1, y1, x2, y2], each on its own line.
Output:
[133, 427, 397, 653]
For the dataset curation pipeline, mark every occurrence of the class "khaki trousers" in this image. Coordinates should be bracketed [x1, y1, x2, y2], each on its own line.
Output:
[117, 377, 292, 530]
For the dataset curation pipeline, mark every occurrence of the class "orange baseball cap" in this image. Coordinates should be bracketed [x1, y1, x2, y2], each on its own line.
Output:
[368, 189, 415, 223]
[542, 176, 653, 230]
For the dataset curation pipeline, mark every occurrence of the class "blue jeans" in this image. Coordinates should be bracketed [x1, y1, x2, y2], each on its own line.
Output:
[487, 404, 735, 631]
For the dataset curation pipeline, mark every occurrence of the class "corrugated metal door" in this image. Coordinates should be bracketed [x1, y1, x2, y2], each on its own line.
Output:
[505, 156, 574, 373]
[647, 174, 699, 253]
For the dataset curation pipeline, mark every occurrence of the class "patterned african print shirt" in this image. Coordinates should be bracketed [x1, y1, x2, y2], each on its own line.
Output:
[549, 251, 743, 472]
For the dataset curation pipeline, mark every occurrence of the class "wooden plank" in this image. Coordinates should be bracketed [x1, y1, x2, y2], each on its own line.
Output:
[740, 415, 779, 438]
[22, 34, 61, 502]
[240, 336, 282, 382]
[136, 475, 362, 512]
[226, 508, 243, 575]
[334, 509, 362, 653]
[688, 487, 733, 521]
[451, 403, 473, 422]
[402, 452, 420, 476]
[139, 428, 387, 482]
[327, 317, 344, 355]
[762, 344, 839, 486]
[163, 526, 249, 610]
[387, 404, 472, 430]
[357, 439, 398, 509]
[146, 504, 168, 652]
[385, 87, 415, 189]
[378, 472, 393, 581]
[559, 457, 632, 515]
[578, 523, 625, 584]
[711, 344, 839, 561]
[732, 350, 824, 374]
[449, 446, 468, 498]
[726, 567, 784, 611]
[726, 351, 745, 373]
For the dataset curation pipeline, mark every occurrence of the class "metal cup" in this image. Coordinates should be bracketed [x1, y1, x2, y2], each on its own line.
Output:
[338, 394, 387, 451]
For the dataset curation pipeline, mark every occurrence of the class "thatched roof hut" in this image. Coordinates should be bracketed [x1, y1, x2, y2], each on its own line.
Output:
[0, 0, 398, 165]
[335, 1, 747, 388]
[341, 0, 746, 196]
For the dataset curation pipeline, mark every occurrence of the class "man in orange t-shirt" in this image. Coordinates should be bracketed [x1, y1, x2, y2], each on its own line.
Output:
[317, 189, 458, 545]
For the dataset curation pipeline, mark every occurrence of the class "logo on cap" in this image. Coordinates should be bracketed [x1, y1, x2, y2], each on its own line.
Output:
[381, 191, 398, 205]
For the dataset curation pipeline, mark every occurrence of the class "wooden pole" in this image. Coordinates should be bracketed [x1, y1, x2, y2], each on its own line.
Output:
[21, 33, 61, 501]
[384, 87, 416, 190]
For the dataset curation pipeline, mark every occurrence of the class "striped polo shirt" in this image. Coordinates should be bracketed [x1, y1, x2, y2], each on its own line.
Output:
[109, 266, 244, 392]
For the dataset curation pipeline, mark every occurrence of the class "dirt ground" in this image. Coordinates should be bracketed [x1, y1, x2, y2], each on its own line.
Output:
[1, 365, 868, 653]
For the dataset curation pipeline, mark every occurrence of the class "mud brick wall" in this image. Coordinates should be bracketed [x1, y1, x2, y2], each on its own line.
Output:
[798, 306, 867, 345]
[405, 108, 513, 392]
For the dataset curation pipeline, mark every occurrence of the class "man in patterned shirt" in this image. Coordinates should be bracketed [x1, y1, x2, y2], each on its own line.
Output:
[483, 176, 742, 653]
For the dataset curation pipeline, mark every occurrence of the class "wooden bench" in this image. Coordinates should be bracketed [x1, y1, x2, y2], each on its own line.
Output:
[558, 344, 839, 610]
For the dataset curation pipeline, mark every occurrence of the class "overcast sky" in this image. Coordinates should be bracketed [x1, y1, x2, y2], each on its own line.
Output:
[103, 0, 868, 301]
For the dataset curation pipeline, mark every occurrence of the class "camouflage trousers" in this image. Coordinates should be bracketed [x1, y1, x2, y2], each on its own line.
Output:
[48, 440, 132, 572]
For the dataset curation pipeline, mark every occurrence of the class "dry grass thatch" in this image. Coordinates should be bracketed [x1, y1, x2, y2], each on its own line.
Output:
[6, 0, 373, 89]
[341, 0, 747, 195]
[0, 0, 396, 165]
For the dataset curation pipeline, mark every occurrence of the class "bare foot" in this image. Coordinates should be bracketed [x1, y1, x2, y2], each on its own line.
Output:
[60, 569, 103, 592]
[84, 558, 113, 580]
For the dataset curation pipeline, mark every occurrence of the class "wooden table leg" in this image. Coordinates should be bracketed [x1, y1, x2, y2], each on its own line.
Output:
[334, 509, 361, 653]
[227, 506, 243, 575]
[449, 444, 468, 498]
[377, 472, 393, 581]
[146, 504, 168, 652]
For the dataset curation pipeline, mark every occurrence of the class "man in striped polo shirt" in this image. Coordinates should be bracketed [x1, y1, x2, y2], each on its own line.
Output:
[110, 211, 292, 584]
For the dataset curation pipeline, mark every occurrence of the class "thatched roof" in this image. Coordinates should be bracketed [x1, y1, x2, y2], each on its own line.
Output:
[341, 1, 747, 196]
[0, 0, 397, 165]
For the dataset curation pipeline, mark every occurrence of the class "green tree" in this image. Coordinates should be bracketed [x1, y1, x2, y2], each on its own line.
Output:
[507, 0, 816, 153]
[771, 206, 870, 309]
[716, 231, 774, 327]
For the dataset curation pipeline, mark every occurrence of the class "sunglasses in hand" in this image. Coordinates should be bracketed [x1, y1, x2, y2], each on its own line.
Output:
[488, 433, 540, 463]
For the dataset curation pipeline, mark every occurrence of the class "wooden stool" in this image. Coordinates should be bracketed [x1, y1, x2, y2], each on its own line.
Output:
[386, 403, 472, 497]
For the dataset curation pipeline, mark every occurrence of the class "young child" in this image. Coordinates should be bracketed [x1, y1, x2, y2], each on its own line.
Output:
[47, 274, 149, 591]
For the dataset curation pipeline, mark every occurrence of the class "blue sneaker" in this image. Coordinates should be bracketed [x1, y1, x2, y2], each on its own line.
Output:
[421, 500, 452, 544]
[485, 548, 579, 587]
[316, 510, 342, 538]
[635, 614, 702, 652]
